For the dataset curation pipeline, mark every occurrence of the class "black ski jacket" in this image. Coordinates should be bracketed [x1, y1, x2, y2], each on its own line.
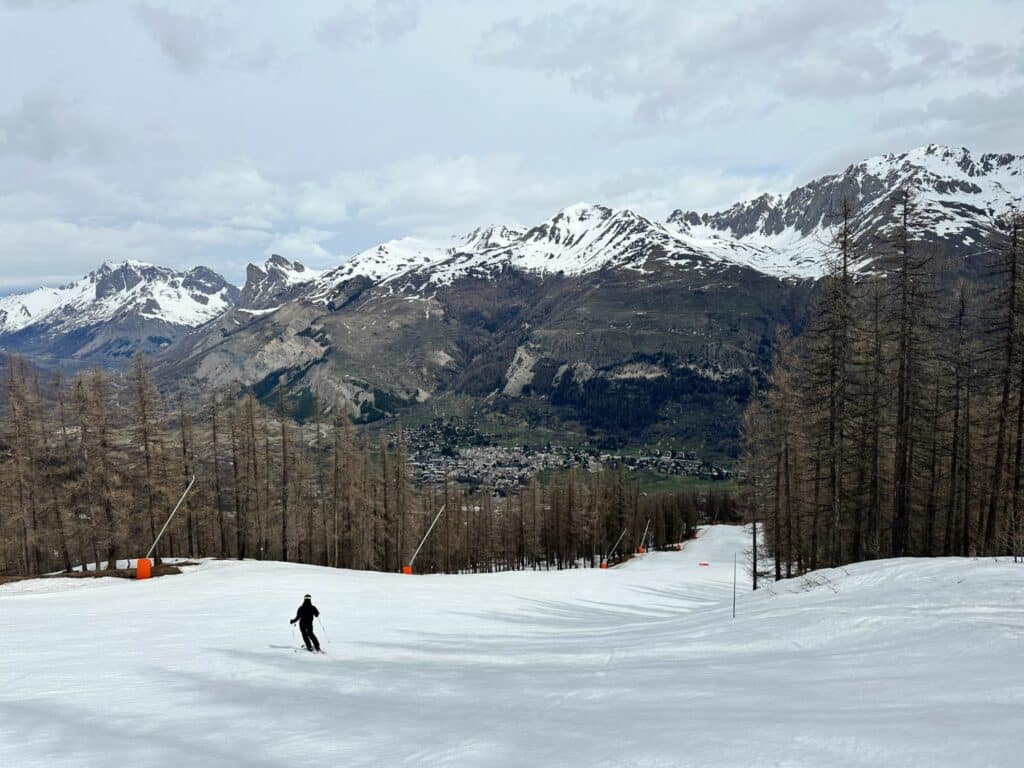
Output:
[292, 600, 320, 626]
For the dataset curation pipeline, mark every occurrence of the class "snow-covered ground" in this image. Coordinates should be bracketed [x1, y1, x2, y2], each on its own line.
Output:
[2, 525, 1023, 767]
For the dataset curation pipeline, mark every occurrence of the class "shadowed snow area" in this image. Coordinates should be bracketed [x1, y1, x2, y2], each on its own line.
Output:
[2, 525, 1023, 767]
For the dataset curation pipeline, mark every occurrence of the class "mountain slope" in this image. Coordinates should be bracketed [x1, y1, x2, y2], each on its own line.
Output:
[0, 261, 239, 365]
[2, 525, 1022, 768]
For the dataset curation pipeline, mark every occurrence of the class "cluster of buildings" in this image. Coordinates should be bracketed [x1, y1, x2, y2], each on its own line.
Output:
[399, 419, 732, 492]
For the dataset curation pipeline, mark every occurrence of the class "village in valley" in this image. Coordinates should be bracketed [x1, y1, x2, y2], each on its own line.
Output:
[397, 418, 734, 492]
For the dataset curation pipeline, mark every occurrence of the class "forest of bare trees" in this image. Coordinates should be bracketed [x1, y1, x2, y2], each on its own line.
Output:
[744, 194, 1024, 577]
[0, 354, 719, 577]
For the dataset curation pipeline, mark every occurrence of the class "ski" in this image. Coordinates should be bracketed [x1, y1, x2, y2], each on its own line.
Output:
[268, 644, 323, 654]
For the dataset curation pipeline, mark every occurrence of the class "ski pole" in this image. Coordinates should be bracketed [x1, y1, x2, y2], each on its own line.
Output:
[317, 617, 329, 644]
[290, 623, 297, 645]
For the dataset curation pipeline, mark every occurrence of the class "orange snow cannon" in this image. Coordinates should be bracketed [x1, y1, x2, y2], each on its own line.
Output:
[636, 546, 645, 554]
[402, 565, 413, 575]
[600, 562, 608, 569]
[136, 558, 152, 580]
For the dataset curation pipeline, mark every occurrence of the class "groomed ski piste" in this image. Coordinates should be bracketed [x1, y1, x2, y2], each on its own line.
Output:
[2, 525, 1023, 767]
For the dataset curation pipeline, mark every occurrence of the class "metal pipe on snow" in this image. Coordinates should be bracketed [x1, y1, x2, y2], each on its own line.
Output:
[144, 475, 196, 561]
[605, 527, 628, 564]
[639, 518, 651, 550]
[408, 504, 446, 570]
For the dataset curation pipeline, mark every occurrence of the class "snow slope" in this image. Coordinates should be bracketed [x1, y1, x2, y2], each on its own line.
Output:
[2, 526, 1023, 767]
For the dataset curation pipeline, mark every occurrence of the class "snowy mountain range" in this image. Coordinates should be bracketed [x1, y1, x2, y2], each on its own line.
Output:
[0, 261, 238, 363]
[238, 144, 1024, 313]
[2, 145, 1021, 450]
[4, 144, 1020, 337]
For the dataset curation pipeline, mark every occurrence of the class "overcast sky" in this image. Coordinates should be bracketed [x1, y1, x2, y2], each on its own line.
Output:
[1, 0, 1022, 291]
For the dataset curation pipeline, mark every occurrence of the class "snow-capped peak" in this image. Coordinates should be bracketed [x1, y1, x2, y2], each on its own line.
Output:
[459, 224, 527, 252]
[859, 144, 1024, 181]
[0, 262, 238, 335]
[97, 258, 155, 272]
[521, 203, 614, 247]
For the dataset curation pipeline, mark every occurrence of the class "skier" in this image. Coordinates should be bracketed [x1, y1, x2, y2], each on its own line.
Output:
[289, 594, 322, 652]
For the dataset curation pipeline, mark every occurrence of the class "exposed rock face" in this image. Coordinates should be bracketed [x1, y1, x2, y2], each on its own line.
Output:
[238, 255, 319, 309]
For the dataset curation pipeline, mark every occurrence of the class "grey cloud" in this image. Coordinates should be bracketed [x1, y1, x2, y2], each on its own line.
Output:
[317, 0, 419, 48]
[133, 3, 220, 74]
[484, 0, 1021, 133]
[959, 41, 1024, 77]
[0, 93, 105, 162]
[878, 86, 1024, 132]
[132, 4, 279, 74]
[2, 0, 81, 8]
[225, 40, 279, 72]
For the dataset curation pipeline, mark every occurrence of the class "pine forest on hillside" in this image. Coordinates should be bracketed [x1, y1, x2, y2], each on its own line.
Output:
[744, 194, 1024, 574]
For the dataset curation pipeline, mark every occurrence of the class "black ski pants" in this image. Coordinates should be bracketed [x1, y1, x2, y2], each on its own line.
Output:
[299, 621, 320, 651]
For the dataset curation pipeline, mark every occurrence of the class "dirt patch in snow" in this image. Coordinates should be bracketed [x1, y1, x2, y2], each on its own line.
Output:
[0, 561, 198, 585]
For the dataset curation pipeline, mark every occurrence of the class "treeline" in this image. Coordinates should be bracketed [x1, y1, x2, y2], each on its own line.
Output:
[0, 354, 710, 577]
[744, 194, 1024, 577]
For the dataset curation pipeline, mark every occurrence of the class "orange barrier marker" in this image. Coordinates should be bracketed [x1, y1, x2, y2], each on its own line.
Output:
[136, 558, 152, 580]
[402, 565, 412, 575]
[600, 562, 608, 569]
[637, 546, 645, 554]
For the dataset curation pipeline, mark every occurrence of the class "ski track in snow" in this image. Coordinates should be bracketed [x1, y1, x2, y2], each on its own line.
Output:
[1, 525, 1023, 767]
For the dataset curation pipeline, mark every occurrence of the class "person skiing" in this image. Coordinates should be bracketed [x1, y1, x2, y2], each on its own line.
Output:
[289, 594, 321, 652]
